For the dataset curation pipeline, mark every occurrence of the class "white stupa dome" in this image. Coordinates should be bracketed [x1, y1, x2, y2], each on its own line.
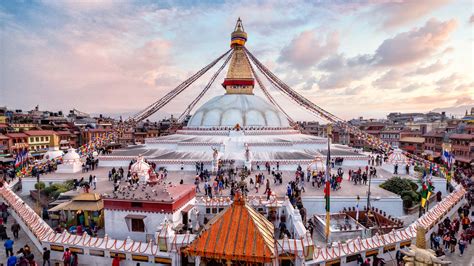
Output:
[63, 148, 81, 161]
[187, 94, 290, 128]
[43, 147, 64, 161]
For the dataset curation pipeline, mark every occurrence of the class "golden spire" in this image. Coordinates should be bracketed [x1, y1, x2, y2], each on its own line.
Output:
[230, 17, 248, 48]
[223, 18, 254, 95]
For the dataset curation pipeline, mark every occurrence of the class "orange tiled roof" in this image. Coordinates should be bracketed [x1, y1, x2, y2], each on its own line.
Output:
[185, 197, 275, 263]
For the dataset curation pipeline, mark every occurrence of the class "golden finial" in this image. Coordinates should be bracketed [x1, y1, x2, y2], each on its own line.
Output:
[231, 18, 247, 47]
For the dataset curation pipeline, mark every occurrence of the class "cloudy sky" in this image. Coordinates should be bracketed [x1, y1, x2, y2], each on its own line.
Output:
[0, 0, 472, 121]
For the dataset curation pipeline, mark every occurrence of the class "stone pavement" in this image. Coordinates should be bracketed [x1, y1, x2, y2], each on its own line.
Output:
[436, 203, 474, 266]
[0, 200, 42, 266]
[23, 165, 401, 199]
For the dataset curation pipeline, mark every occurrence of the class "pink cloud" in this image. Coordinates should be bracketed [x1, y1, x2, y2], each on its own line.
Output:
[372, 69, 404, 90]
[278, 30, 339, 69]
[375, 18, 457, 66]
[373, 0, 452, 29]
[406, 60, 447, 76]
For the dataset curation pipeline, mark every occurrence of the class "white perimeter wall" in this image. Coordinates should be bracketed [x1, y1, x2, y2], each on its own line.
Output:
[104, 209, 167, 242]
[302, 196, 403, 217]
[21, 177, 71, 196]
[105, 200, 195, 242]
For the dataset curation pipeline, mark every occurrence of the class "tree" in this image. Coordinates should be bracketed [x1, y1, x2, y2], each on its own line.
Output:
[34, 182, 46, 190]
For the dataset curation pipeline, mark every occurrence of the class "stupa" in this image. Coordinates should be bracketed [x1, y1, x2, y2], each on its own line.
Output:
[56, 148, 82, 173]
[130, 156, 151, 182]
[42, 147, 64, 162]
[99, 19, 368, 171]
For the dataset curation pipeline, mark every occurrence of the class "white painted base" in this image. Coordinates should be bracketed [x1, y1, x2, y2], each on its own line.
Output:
[56, 163, 82, 173]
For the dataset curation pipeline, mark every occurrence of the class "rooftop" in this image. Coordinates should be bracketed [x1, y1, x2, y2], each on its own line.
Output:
[449, 134, 474, 140]
[5, 133, 28, 138]
[54, 130, 72, 136]
[24, 130, 57, 136]
[399, 137, 425, 144]
[185, 195, 275, 263]
[104, 183, 195, 203]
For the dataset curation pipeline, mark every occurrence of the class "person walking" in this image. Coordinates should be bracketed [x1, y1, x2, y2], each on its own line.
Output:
[7, 254, 17, 266]
[4, 237, 14, 257]
[62, 248, 71, 266]
[458, 238, 466, 257]
[11, 221, 20, 239]
[43, 247, 51, 266]
[70, 252, 78, 266]
[93, 176, 97, 190]
[112, 254, 121, 266]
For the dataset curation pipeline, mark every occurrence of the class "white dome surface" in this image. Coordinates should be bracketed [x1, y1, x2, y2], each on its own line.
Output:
[188, 94, 290, 128]
[63, 148, 81, 161]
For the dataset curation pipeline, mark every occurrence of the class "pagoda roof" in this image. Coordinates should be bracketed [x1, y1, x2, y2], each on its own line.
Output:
[185, 196, 276, 263]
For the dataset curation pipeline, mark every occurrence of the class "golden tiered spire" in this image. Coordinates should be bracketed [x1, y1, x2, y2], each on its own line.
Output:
[223, 18, 255, 95]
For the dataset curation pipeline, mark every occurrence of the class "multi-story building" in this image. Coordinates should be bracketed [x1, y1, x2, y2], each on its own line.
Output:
[332, 126, 350, 145]
[133, 131, 147, 145]
[0, 134, 9, 157]
[387, 112, 445, 124]
[423, 131, 444, 158]
[5, 133, 29, 154]
[449, 133, 474, 166]
[81, 128, 115, 146]
[380, 130, 401, 148]
[119, 129, 134, 145]
[24, 130, 59, 155]
[399, 137, 425, 156]
[9, 124, 37, 132]
[55, 130, 75, 150]
[145, 129, 160, 139]
[298, 121, 325, 137]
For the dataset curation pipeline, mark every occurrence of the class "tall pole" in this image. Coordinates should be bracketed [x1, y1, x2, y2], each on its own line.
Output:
[367, 169, 372, 210]
[324, 124, 332, 242]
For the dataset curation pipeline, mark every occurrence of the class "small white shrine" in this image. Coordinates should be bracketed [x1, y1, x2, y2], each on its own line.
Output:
[131, 156, 151, 183]
[56, 148, 82, 173]
[382, 148, 413, 175]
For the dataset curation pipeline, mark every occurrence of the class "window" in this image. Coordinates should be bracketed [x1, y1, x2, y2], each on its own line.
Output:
[35, 137, 39, 142]
[46, 137, 49, 141]
[131, 219, 145, 232]
[40, 137, 44, 142]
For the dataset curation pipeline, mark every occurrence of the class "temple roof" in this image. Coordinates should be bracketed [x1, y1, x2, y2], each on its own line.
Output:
[185, 196, 276, 263]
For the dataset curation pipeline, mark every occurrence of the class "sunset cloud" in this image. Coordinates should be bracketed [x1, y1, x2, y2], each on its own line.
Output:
[374, 18, 457, 66]
[371, 0, 452, 29]
[0, 0, 471, 120]
[278, 30, 339, 70]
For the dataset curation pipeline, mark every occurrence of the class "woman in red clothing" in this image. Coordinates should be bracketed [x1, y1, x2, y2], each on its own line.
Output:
[112, 255, 121, 266]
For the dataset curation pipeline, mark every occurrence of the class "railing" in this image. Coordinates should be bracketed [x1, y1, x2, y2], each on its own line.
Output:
[306, 185, 466, 263]
[0, 181, 466, 265]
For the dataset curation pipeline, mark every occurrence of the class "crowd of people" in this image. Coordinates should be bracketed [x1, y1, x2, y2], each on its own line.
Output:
[81, 155, 99, 173]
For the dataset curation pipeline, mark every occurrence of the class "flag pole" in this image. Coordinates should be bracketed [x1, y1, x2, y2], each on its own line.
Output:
[324, 124, 332, 242]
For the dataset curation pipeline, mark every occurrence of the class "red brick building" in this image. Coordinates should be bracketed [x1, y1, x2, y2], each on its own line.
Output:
[399, 137, 425, 156]
[423, 131, 444, 158]
[450, 133, 474, 166]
